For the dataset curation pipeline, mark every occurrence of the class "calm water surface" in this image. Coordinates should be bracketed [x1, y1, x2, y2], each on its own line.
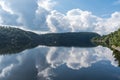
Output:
[0, 46, 120, 80]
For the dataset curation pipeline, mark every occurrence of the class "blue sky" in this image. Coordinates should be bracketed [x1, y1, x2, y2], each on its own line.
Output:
[55, 0, 120, 17]
[0, 0, 120, 35]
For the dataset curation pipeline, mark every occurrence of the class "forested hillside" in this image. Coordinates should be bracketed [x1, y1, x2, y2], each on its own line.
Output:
[39, 32, 100, 47]
[0, 26, 39, 44]
[0, 26, 100, 47]
[0, 26, 101, 54]
[92, 29, 120, 47]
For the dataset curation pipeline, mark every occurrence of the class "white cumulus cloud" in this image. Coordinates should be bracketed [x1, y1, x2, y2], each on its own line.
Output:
[46, 9, 120, 35]
[0, 0, 120, 35]
[37, 0, 56, 11]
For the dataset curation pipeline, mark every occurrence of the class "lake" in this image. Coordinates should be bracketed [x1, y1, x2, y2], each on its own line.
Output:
[0, 45, 120, 80]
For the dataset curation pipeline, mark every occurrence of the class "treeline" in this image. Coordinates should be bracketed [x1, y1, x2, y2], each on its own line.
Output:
[92, 28, 120, 47]
[0, 26, 40, 54]
[39, 32, 100, 47]
[0, 26, 101, 54]
[0, 26, 39, 44]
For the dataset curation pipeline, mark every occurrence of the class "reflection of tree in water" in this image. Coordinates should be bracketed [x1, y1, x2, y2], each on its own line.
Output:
[103, 45, 120, 67]
[95, 42, 120, 67]
[100, 46, 120, 67]
[0, 42, 38, 55]
[112, 49, 120, 67]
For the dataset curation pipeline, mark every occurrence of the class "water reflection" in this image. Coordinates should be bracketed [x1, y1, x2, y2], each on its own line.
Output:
[113, 50, 120, 66]
[0, 43, 97, 55]
[46, 46, 117, 69]
[0, 45, 120, 80]
[0, 42, 38, 55]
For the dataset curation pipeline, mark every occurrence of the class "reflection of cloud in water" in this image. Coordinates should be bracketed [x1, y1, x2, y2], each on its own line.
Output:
[0, 47, 41, 80]
[37, 46, 118, 79]
[46, 46, 118, 70]
[0, 46, 118, 80]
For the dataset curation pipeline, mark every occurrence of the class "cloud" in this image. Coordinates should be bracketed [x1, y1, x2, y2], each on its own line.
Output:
[0, 0, 120, 35]
[0, 1, 14, 14]
[47, 9, 120, 35]
[0, 0, 56, 31]
[0, 0, 35, 26]
[37, 0, 56, 11]
[46, 10, 72, 32]
[0, 16, 3, 24]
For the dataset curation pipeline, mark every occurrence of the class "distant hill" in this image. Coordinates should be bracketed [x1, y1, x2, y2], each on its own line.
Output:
[0, 26, 40, 44]
[0, 26, 101, 54]
[39, 32, 100, 47]
[0, 26, 40, 54]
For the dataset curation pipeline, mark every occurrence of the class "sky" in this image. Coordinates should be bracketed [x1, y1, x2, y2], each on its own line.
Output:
[0, 0, 120, 35]
[55, 0, 120, 17]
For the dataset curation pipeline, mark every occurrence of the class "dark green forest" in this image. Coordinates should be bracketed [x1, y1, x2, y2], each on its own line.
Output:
[0, 26, 100, 54]
[0, 26, 40, 44]
[0, 26, 40, 54]
[40, 32, 100, 47]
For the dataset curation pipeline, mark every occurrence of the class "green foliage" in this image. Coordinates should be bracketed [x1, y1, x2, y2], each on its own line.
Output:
[0, 26, 40, 54]
[0, 26, 101, 54]
[113, 50, 120, 66]
[91, 29, 120, 66]
[106, 29, 120, 46]
[0, 26, 39, 44]
[39, 32, 101, 47]
[93, 28, 120, 47]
